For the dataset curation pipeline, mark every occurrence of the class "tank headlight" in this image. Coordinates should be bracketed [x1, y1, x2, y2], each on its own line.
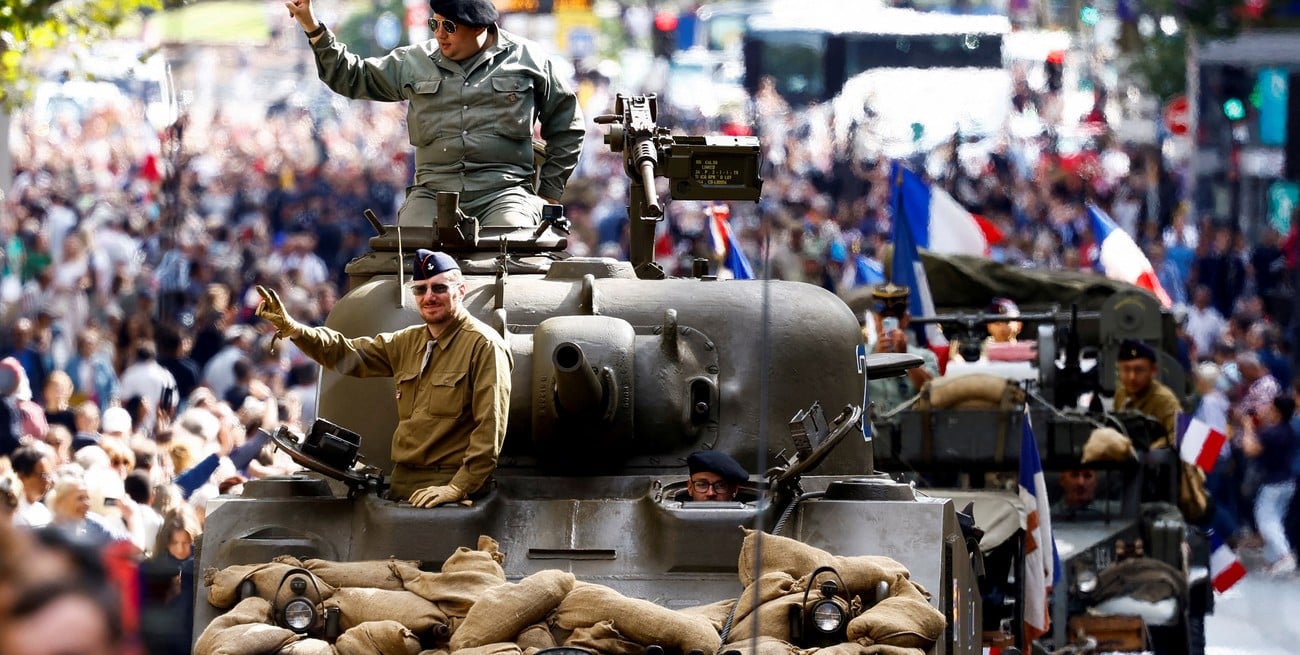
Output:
[1076, 568, 1098, 595]
[811, 600, 845, 633]
[283, 597, 316, 632]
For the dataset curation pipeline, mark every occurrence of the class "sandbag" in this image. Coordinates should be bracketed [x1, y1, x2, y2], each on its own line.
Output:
[451, 570, 575, 650]
[397, 568, 508, 618]
[439, 537, 506, 577]
[194, 597, 300, 655]
[736, 530, 919, 599]
[450, 643, 523, 655]
[680, 598, 738, 634]
[205, 562, 337, 609]
[280, 638, 336, 655]
[1081, 427, 1136, 463]
[325, 587, 449, 634]
[730, 573, 803, 633]
[817, 644, 925, 655]
[515, 623, 557, 651]
[301, 558, 422, 591]
[554, 582, 723, 655]
[724, 592, 803, 644]
[563, 620, 643, 655]
[334, 620, 421, 655]
[914, 374, 1023, 411]
[845, 575, 945, 650]
[717, 635, 801, 655]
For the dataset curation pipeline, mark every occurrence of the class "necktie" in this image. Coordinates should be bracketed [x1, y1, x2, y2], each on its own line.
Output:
[420, 340, 436, 373]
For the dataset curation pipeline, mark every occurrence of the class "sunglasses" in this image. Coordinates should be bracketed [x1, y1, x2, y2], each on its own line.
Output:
[690, 479, 733, 494]
[410, 282, 457, 296]
[429, 17, 459, 34]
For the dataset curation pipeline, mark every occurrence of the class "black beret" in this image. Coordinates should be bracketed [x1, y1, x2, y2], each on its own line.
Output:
[872, 282, 910, 316]
[687, 450, 748, 484]
[414, 249, 459, 281]
[430, 0, 498, 27]
[1117, 339, 1156, 363]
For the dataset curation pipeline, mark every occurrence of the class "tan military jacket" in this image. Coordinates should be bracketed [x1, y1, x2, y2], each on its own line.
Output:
[292, 312, 513, 498]
[1113, 379, 1181, 447]
[310, 25, 584, 201]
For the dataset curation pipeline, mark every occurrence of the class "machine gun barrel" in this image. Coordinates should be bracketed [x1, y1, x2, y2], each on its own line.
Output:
[553, 342, 604, 415]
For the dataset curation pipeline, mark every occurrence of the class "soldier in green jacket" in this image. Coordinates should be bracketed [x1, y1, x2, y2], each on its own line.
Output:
[285, 0, 585, 228]
[255, 250, 513, 507]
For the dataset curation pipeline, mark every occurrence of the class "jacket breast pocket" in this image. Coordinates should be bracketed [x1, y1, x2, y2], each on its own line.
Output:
[490, 76, 535, 139]
[426, 369, 467, 417]
[407, 79, 444, 146]
[395, 370, 420, 420]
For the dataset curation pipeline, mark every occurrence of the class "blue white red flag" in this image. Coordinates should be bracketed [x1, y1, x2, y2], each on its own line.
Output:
[1018, 412, 1059, 643]
[705, 203, 754, 280]
[1086, 204, 1172, 308]
[889, 162, 999, 256]
[889, 162, 947, 347]
[1177, 413, 1228, 473]
[1209, 533, 1246, 593]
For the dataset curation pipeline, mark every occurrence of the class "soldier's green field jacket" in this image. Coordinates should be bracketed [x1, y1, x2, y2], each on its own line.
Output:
[310, 25, 584, 201]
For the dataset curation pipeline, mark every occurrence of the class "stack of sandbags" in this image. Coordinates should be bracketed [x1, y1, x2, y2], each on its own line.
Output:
[449, 570, 575, 650]
[194, 597, 303, 655]
[396, 536, 509, 622]
[913, 374, 1024, 410]
[553, 582, 724, 655]
[204, 561, 337, 609]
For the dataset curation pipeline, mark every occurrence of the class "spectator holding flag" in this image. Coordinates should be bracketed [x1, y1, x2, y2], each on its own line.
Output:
[1240, 395, 1297, 575]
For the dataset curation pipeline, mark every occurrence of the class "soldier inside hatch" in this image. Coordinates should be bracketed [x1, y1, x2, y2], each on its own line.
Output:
[866, 283, 939, 412]
[685, 451, 749, 502]
[285, 0, 585, 228]
[255, 250, 513, 507]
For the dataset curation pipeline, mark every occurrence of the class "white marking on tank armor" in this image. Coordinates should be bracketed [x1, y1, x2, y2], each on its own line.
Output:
[569, 500, 579, 547]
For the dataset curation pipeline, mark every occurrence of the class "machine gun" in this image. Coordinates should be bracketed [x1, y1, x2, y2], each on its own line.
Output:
[595, 94, 763, 279]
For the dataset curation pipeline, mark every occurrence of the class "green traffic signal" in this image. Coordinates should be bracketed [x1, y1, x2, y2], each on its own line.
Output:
[1223, 98, 1246, 121]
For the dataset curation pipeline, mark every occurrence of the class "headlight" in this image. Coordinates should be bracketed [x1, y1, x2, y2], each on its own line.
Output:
[811, 600, 845, 632]
[1076, 568, 1098, 595]
[283, 598, 316, 632]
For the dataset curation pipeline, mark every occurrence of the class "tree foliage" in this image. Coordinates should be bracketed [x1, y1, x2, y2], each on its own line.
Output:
[0, 0, 162, 109]
[1118, 0, 1272, 101]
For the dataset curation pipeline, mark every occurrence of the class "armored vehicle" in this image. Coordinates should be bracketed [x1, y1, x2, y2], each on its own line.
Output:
[195, 96, 986, 654]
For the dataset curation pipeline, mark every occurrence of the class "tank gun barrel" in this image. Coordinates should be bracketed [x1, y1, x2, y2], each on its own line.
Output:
[553, 341, 605, 416]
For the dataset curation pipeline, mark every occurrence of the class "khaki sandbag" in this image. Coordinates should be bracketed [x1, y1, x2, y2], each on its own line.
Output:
[516, 623, 557, 650]
[440, 546, 506, 579]
[845, 575, 945, 650]
[1081, 427, 1136, 463]
[815, 644, 926, 655]
[564, 620, 643, 655]
[326, 587, 449, 633]
[302, 558, 422, 591]
[397, 568, 507, 618]
[736, 530, 916, 599]
[280, 638, 336, 655]
[451, 570, 575, 650]
[204, 562, 336, 609]
[450, 643, 522, 655]
[914, 374, 1023, 411]
[194, 597, 302, 655]
[334, 620, 421, 655]
[554, 582, 722, 655]
[717, 635, 801, 655]
[419, 651, 450, 655]
[724, 592, 803, 644]
[731, 572, 802, 631]
[680, 598, 738, 633]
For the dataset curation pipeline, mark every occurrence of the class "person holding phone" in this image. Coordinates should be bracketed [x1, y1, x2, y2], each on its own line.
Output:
[865, 283, 938, 413]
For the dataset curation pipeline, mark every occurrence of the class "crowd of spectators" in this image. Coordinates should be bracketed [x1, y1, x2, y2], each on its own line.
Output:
[2, 23, 1300, 651]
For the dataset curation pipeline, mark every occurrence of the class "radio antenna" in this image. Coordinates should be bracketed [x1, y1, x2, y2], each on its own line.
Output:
[397, 223, 406, 308]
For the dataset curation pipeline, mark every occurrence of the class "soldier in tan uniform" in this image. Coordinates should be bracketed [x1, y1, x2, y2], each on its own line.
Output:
[255, 250, 513, 507]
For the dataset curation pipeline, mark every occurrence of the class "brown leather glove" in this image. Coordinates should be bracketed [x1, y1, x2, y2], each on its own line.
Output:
[254, 285, 304, 339]
[409, 483, 465, 508]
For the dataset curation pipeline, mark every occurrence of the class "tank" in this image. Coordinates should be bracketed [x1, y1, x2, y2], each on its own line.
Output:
[195, 95, 983, 654]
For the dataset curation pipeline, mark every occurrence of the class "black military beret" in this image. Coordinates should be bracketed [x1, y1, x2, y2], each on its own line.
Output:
[687, 450, 748, 484]
[414, 249, 459, 281]
[872, 282, 910, 316]
[1117, 339, 1157, 363]
[430, 0, 499, 27]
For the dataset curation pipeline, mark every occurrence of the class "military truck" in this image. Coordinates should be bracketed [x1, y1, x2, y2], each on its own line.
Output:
[863, 263, 1211, 655]
[194, 96, 988, 654]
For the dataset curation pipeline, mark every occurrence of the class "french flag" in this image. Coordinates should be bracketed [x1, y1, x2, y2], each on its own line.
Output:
[705, 203, 754, 280]
[890, 163, 1003, 256]
[890, 162, 947, 347]
[1086, 205, 1173, 308]
[1018, 412, 1060, 643]
[1209, 533, 1246, 593]
[1177, 414, 1228, 473]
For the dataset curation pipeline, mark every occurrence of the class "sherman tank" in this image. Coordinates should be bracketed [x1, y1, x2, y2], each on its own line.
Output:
[194, 95, 984, 654]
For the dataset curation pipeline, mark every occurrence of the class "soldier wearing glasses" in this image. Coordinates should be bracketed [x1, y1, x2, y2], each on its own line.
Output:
[285, 0, 585, 228]
[685, 451, 748, 502]
[254, 250, 513, 507]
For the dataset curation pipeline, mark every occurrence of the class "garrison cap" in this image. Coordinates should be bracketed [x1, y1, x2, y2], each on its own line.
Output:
[872, 282, 910, 317]
[687, 450, 748, 484]
[430, 0, 499, 27]
[986, 297, 1020, 317]
[1117, 339, 1157, 363]
[414, 249, 459, 281]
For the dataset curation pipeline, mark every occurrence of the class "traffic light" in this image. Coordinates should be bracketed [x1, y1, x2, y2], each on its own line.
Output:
[652, 11, 678, 59]
[1045, 50, 1064, 93]
[1080, 3, 1101, 26]
[1221, 65, 1253, 122]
